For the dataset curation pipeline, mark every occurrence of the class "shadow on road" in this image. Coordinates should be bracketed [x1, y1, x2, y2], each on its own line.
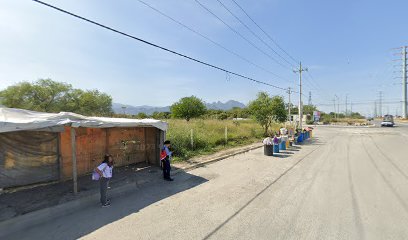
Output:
[4, 168, 208, 240]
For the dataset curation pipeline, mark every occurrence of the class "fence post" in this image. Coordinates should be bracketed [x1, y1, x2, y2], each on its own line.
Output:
[225, 126, 228, 144]
[190, 129, 194, 149]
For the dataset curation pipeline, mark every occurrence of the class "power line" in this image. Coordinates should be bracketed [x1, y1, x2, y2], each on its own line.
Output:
[215, 0, 295, 68]
[194, 0, 292, 71]
[32, 0, 288, 91]
[316, 100, 402, 106]
[136, 0, 290, 83]
[230, 0, 299, 64]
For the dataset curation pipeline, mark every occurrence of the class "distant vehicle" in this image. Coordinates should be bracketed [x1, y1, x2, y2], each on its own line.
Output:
[381, 115, 394, 127]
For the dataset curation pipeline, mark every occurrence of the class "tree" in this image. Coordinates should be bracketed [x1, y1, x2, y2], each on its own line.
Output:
[270, 96, 287, 123]
[136, 112, 148, 119]
[151, 111, 171, 119]
[170, 96, 207, 121]
[303, 104, 318, 115]
[248, 92, 287, 136]
[0, 78, 113, 116]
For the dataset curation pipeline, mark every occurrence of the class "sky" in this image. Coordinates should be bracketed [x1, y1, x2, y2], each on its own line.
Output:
[1, 0, 408, 116]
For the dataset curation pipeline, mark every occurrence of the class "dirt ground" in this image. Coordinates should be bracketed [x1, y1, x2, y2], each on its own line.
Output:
[0, 162, 160, 222]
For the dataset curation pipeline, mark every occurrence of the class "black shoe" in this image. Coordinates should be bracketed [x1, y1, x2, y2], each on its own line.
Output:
[165, 178, 174, 181]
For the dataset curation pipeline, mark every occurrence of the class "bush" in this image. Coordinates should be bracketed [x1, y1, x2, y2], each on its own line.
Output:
[166, 119, 279, 161]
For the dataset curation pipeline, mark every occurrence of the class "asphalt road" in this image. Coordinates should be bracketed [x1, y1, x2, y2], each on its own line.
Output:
[7, 125, 408, 240]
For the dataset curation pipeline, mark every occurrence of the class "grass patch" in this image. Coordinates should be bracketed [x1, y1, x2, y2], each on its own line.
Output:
[166, 119, 282, 162]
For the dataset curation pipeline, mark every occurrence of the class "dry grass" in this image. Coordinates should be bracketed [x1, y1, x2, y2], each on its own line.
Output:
[166, 119, 281, 161]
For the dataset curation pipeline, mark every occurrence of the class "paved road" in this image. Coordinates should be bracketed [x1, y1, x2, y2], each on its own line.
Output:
[8, 126, 408, 240]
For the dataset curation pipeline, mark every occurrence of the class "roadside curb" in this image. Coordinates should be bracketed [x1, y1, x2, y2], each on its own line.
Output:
[172, 144, 263, 175]
[0, 143, 262, 238]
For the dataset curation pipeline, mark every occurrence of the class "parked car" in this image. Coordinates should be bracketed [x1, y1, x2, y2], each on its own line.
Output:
[381, 115, 394, 127]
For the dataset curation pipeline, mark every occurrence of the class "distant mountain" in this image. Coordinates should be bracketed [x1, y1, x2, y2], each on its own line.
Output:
[205, 100, 246, 110]
[112, 100, 246, 115]
[112, 103, 170, 115]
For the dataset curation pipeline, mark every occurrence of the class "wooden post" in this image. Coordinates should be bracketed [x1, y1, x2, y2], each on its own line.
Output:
[190, 129, 194, 149]
[70, 128, 78, 195]
[225, 126, 228, 144]
[144, 128, 148, 164]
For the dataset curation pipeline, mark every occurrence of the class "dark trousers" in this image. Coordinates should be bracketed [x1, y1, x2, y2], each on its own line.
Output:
[100, 177, 109, 204]
[163, 158, 171, 179]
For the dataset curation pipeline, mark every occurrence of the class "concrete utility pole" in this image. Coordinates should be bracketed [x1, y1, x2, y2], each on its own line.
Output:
[287, 88, 292, 124]
[403, 46, 407, 118]
[333, 98, 337, 119]
[308, 91, 312, 105]
[374, 101, 377, 118]
[335, 95, 340, 118]
[345, 94, 348, 117]
[379, 91, 383, 117]
[294, 62, 308, 129]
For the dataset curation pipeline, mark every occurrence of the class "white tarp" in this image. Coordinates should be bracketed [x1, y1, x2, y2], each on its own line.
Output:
[0, 107, 168, 133]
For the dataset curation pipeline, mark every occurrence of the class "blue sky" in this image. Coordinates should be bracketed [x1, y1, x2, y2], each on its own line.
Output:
[1, 0, 407, 116]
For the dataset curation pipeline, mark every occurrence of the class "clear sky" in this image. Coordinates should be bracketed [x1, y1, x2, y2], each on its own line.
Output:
[1, 0, 407, 116]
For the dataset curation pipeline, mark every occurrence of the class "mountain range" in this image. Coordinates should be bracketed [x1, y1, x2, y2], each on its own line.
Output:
[112, 100, 246, 115]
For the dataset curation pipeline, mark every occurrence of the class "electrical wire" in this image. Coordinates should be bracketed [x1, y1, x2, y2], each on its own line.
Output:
[136, 0, 291, 83]
[231, 0, 299, 64]
[216, 0, 295, 69]
[32, 0, 289, 91]
[194, 0, 292, 71]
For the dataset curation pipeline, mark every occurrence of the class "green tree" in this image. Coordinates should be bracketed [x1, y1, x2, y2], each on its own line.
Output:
[136, 112, 148, 119]
[0, 78, 113, 116]
[270, 96, 288, 123]
[303, 105, 318, 115]
[151, 111, 171, 119]
[248, 92, 287, 136]
[170, 96, 207, 121]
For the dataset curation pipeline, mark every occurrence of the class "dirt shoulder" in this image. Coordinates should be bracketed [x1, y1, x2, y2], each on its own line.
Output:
[0, 142, 262, 223]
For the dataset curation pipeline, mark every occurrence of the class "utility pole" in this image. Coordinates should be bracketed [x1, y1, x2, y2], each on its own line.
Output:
[345, 95, 348, 117]
[287, 88, 292, 124]
[403, 46, 407, 118]
[335, 95, 340, 118]
[308, 91, 312, 105]
[294, 62, 308, 129]
[379, 91, 383, 117]
[374, 101, 377, 118]
[333, 98, 337, 119]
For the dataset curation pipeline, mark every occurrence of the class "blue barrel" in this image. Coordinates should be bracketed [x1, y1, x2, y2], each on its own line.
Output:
[279, 141, 286, 150]
[273, 144, 280, 153]
[297, 134, 303, 143]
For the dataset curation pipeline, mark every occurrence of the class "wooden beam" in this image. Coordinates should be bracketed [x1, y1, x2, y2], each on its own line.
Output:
[70, 127, 78, 194]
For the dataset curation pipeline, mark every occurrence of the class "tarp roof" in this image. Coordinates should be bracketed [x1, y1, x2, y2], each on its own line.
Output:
[0, 107, 168, 133]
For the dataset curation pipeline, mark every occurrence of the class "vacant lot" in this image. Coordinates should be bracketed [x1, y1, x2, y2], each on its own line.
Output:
[166, 119, 281, 161]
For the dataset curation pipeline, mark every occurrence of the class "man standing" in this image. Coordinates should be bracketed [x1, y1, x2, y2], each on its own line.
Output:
[162, 140, 174, 181]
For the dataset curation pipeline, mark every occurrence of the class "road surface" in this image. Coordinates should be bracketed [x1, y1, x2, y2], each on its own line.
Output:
[7, 125, 408, 240]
